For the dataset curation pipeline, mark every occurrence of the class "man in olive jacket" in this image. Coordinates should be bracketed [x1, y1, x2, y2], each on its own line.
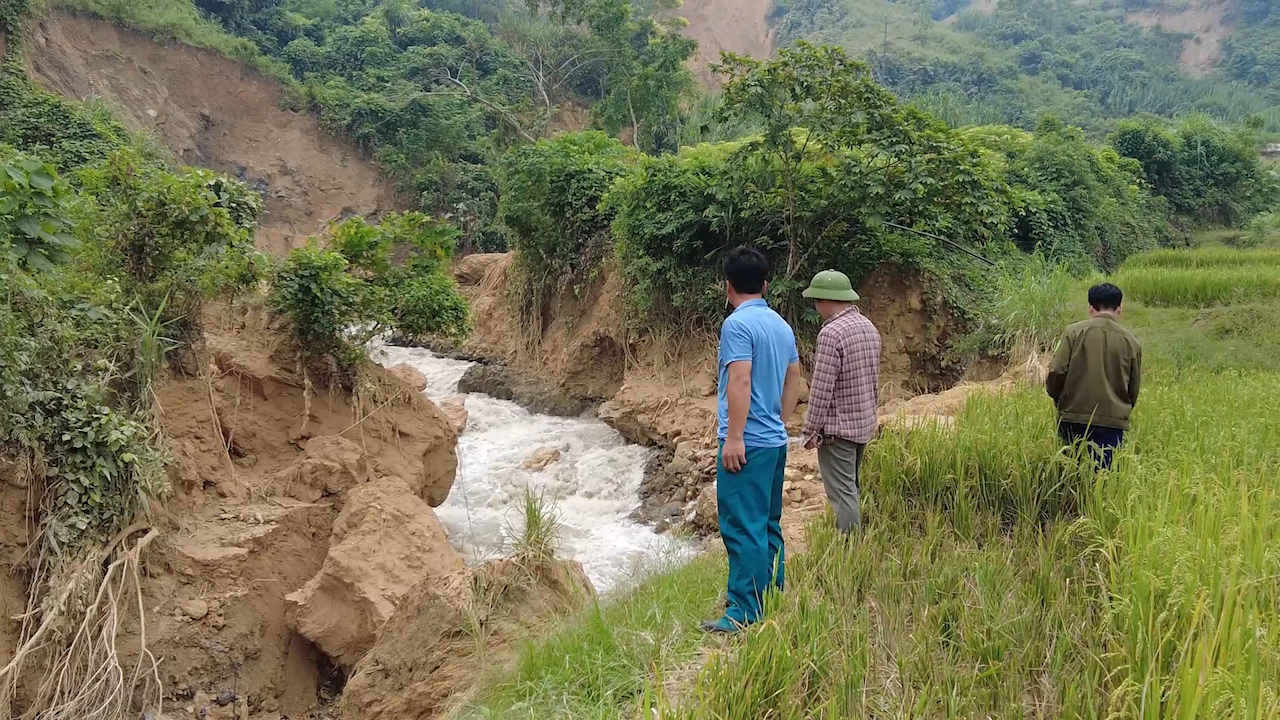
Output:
[1046, 283, 1142, 470]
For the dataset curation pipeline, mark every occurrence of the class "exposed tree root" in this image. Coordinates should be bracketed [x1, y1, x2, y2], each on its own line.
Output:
[0, 527, 164, 720]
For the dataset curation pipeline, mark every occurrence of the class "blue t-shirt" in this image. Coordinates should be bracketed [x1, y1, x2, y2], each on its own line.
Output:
[717, 299, 799, 448]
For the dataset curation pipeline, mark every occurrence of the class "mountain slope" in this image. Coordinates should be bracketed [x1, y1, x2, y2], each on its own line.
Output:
[23, 10, 401, 256]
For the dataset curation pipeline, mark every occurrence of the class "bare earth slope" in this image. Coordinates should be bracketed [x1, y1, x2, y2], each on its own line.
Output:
[23, 11, 402, 255]
[1128, 0, 1237, 75]
[677, 0, 775, 86]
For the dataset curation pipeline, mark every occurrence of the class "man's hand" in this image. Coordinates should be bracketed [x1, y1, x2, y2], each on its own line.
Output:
[803, 434, 821, 450]
[722, 436, 747, 473]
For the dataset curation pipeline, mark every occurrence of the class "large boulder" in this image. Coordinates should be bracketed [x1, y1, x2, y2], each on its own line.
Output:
[267, 436, 369, 504]
[386, 363, 428, 392]
[341, 557, 594, 720]
[438, 395, 469, 435]
[285, 478, 465, 668]
[457, 364, 589, 417]
[597, 383, 718, 449]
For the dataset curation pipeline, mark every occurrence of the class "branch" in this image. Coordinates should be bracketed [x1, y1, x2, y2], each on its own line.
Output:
[429, 71, 538, 143]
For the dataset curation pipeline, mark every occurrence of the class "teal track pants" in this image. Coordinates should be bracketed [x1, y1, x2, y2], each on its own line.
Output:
[715, 444, 787, 629]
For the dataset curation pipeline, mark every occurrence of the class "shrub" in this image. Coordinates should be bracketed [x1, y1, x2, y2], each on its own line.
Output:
[0, 151, 80, 271]
[1110, 114, 1276, 227]
[392, 273, 471, 342]
[270, 244, 365, 361]
[272, 213, 470, 364]
[499, 131, 634, 325]
[967, 118, 1164, 271]
[74, 150, 265, 338]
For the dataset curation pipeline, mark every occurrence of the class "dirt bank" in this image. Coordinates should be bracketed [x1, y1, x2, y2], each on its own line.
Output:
[22, 10, 402, 256]
[674, 0, 775, 87]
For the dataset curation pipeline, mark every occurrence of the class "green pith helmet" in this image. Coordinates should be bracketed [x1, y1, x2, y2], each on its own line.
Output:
[802, 270, 860, 302]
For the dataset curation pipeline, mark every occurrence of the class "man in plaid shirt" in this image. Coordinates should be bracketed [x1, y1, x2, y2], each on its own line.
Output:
[801, 270, 881, 533]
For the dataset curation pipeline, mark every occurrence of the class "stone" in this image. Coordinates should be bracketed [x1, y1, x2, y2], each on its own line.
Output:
[686, 484, 719, 536]
[387, 364, 428, 392]
[180, 599, 209, 621]
[665, 454, 694, 476]
[522, 447, 563, 471]
[286, 478, 464, 668]
[457, 364, 588, 417]
[270, 435, 370, 504]
[438, 395, 469, 435]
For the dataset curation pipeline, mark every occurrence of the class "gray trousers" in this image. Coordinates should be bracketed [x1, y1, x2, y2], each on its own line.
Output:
[817, 437, 865, 533]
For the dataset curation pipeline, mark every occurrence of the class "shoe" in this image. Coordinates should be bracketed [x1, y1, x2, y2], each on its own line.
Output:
[699, 617, 743, 635]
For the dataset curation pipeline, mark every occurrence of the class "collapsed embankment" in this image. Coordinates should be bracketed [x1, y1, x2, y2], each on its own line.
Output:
[2, 305, 596, 719]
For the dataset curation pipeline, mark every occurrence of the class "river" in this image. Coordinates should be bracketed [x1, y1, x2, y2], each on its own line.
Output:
[375, 345, 688, 592]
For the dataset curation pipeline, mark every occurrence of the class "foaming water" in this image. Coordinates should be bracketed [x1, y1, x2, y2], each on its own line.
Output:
[375, 345, 687, 592]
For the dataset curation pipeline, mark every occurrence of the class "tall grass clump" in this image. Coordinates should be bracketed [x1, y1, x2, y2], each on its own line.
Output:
[1115, 266, 1280, 308]
[1091, 370, 1280, 717]
[459, 555, 725, 719]
[869, 390, 1097, 532]
[971, 255, 1092, 354]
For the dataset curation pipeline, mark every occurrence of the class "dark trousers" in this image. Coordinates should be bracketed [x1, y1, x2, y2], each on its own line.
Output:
[816, 437, 865, 533]
[1058, 421, 1125, 470]
[715, 444, 787, 629]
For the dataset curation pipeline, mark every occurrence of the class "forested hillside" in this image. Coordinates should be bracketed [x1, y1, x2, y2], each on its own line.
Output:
[773, 0, 1279, 134]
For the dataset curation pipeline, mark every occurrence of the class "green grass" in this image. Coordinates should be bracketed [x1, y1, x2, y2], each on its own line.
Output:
[1114, 266, 1280, 308]
[1125, 247, 1280, 269]
[460, 246, 1280, 719]
[457, 556, 725, 718]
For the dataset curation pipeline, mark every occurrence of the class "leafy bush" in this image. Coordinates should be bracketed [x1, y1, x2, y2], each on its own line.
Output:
[392, 273, 471, 342]
[610, 46, 1007, 339]
[272, 213, 470, 364]
[499, 131, 634, 323]
[1110, 114, 1275, 227]
[270, 244, 366, 361]
[0, 244, 168, 552]
[1238, 212, 1279, 249]
[0, 151, 80, 270]
[967, 118, 1165, 271]
[74, 149, 264, 337]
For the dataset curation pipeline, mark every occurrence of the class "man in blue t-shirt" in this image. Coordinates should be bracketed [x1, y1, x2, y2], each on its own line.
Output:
[702, 247, 803, 634]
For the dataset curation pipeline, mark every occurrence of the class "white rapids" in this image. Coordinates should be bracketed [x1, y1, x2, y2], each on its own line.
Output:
[375, 345, 687, 592]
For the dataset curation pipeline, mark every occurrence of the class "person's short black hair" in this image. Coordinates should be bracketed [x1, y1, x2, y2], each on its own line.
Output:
[724, 247, 770, 295]
[1088, 283, 1123, 311]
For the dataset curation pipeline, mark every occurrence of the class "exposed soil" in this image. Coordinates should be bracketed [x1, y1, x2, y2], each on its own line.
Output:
[22, 11, 403, 256]
[674, 0, 775, 87]
[130, 307, 462, 718]
[1128, 0, 1236, 75]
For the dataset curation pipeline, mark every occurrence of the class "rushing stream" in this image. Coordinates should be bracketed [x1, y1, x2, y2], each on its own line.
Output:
[376, 345, 687, 592]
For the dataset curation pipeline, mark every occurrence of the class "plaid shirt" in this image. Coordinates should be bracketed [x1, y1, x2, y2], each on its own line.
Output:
[803, 306, 881, 445]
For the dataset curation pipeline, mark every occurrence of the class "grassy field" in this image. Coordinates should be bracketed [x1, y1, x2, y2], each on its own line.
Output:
[458, 246, 1280, 719]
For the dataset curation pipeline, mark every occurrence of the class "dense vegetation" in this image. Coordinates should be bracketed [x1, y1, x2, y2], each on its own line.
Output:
[774, 0, 1280, 134]
[501, 47, 1254, 370]
[1221, 0, 1280, 97]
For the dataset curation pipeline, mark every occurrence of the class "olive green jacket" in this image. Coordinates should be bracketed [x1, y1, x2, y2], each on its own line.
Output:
[1045, 315, 1143, 430]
